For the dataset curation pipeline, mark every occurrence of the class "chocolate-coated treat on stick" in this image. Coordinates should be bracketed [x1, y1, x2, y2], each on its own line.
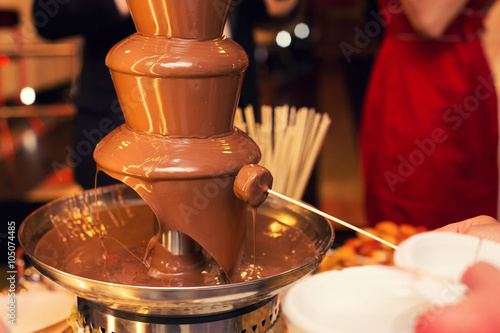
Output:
[235, 164, 399, 250]
[234, 164, 274, 208]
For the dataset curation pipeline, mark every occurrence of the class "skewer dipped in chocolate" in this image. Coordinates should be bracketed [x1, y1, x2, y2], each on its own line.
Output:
[234, 164, 274, 208]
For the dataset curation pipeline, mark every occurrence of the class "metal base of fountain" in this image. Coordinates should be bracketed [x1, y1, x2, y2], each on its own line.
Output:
[76, 296, 284, 333]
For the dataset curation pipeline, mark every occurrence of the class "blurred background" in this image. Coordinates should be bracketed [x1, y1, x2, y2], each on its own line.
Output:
[1, 0, 499, 239]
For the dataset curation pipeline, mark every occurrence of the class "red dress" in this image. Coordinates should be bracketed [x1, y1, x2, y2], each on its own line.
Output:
[361, 0, 498, 229]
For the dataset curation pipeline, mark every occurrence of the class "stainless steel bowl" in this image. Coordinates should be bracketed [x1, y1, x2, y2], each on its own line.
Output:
[19, 184, 334, 317]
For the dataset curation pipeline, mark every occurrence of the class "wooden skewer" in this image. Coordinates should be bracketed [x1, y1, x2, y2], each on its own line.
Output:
[238, 105, 331, 199]
[234, 107, 246, 132]
[287, 108, 308, 194]
[244, 105, 257, 139]
[294, 113, 331, 199]
[267, 189, 399, 250]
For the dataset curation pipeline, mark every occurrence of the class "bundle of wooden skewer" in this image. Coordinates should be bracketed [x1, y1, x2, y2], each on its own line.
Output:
[234, 105, 331, 200]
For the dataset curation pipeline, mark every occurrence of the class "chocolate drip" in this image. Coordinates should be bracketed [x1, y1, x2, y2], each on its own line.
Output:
[234, 164, 273, 208]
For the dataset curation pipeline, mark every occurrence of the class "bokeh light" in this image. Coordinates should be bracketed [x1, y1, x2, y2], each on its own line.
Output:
[20, 87, 36, 105]
[0, 54, 10, 67]
[276, 31, 292, 48]
[294, 23, 310, 39]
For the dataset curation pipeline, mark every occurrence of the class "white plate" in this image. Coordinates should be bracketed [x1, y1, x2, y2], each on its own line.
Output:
[394, 231, 500, 303]
[0, 290, 75, 333]
[282, 266, 430, 333]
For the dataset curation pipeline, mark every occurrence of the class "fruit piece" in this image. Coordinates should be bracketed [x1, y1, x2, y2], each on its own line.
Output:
[375, 220, 399, 237]
[399, 224, 418, 241]
[344, 238, 362, 248]
[358, 240, 380, 256]
[357, 227, 380, 242]
[233, 164, 273, 207]
[380, 235, 398, 250]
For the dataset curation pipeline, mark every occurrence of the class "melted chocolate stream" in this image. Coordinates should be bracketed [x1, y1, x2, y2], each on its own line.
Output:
[93, 0, 261, 279]
[33, 191, 317, 287]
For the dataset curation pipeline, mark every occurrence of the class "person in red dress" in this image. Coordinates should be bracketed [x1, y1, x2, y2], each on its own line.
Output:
[361, 0, 498, 229]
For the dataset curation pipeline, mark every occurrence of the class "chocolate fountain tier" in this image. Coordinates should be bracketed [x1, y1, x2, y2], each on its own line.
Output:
[19, 184, 334, 317]
[126, 0, 230, 39]
[95, 126, 260, 179]
[94, 126, 261, 278]
[106, 34, 248, 137]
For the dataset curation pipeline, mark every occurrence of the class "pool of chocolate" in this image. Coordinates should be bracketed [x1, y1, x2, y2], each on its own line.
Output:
[31, 186, 318, 287]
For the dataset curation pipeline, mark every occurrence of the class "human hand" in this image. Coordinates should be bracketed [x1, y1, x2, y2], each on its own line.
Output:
[435, 215, 500, 244]
[263, 0, 299, 17]
[415, 262, 500, 333]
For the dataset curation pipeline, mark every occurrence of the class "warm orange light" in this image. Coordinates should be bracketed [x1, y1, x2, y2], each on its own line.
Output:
[0, 55, 10, 67]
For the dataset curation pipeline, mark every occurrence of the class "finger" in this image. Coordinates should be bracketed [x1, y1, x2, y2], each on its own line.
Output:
[463, 224, 500, 244]
[435, 215, 498, 233]
[415, 295, 498, 333]
[415, 302, 477, 333]
[417, 263, 500, 333]
[462, 262, 500, 290]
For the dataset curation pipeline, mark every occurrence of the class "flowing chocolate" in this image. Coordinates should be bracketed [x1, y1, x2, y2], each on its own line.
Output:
[94, 0, 261, 279]
[234, 164, 273, 208]
[34, 199, 317, 286]
[29, 0, 323, 293]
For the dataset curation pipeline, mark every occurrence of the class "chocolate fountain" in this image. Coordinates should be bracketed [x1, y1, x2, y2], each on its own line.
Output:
[19, 0, 334, 332]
